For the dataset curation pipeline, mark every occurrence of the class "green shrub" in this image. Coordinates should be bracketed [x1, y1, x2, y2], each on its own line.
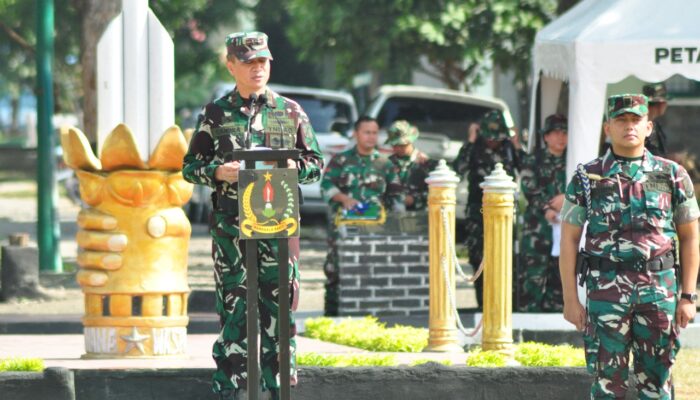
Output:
[465, 349, 507, 367]
[515, 342, 585, 367]
[0, 357, 45, 372]
[304, 316, 428, 352]
[297, 352, 396, 367]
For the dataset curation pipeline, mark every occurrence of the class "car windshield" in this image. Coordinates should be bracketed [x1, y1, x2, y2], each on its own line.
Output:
[283, 94, 353, 134]
[375, 97, 497, 140]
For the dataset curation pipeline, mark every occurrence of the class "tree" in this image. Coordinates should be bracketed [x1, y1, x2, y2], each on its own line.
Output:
[0, 0, 244, 142]
[286, 0, 417, 88]
[287, 0, 557, 92]
[254, 0, 320, 87]
[0, 0, 82, 138]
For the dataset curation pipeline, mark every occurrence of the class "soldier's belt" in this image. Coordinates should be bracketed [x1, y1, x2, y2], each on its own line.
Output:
[586, 250, 675, 273]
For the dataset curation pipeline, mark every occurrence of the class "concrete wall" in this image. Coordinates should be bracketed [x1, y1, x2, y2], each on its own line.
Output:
[0, 367, 75, 400]
[1, 365, 647, 399]
[70, 365, 595, 400]
[337, 234, 429, 316]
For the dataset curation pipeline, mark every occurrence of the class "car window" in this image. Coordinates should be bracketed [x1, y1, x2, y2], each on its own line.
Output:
[281, 94, 353, 134]
[376, 97, 497, 141]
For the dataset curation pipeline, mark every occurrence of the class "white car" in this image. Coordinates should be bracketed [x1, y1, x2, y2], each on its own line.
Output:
[363, 85, 515, 221]
[186, 84, 357, 222]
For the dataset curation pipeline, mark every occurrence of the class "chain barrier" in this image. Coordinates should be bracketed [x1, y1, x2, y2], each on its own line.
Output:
[439, 207, 483, 337]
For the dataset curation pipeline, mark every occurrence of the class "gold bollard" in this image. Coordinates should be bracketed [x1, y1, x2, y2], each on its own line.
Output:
[423, 160, 463, 352]
[480, 163, 517, 356]
[60, 124, 193, 358]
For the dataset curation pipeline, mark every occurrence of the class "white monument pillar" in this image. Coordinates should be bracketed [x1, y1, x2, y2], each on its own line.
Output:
[97, 0, 174, 159]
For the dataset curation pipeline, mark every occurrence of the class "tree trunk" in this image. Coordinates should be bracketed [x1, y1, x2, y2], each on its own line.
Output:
[76, 0, 121, 144]
[0, 245, 50, 301]
[10, 97, 19, 135]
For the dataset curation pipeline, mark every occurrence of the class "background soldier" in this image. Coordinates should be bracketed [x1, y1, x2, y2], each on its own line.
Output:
[642, 82, 670, 156]
[452, 109, 523, 309]
[385, 120, 437, 211]
[560, 94, 699, 399]
[517, 114, 568, 312]
[320, 116, 404, 316]
[182, 31, 323, 400]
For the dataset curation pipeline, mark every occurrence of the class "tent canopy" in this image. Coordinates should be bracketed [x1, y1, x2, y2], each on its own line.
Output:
[529, 0, 700, 178]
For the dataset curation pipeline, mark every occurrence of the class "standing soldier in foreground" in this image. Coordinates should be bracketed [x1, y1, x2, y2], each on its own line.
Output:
[560, 94, 699, 399]
[452, 110, 522, 309]
[320, 116, 404, 315]
[183, 31, 323, 400]
[517, 114, 568, 312]
[386, 120, 437, 211]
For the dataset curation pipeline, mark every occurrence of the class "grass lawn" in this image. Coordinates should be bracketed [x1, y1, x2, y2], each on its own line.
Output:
[674, 348, 700, 399]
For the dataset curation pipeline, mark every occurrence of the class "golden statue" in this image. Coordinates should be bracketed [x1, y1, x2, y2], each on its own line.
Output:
[60, 124, 193, 358]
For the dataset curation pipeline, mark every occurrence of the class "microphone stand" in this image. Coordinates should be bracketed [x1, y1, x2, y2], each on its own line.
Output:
[245, 93, 259, 151]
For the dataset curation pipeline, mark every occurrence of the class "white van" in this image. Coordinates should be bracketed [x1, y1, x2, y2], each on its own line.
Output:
[364, 85, 515, 220]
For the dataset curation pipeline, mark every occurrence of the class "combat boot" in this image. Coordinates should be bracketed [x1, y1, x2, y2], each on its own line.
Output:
[265, 388, 280, 400]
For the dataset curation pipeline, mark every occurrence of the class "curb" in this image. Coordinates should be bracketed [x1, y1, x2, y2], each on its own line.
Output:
[7, 365, 595, 400]
[0, 367, 75, 400]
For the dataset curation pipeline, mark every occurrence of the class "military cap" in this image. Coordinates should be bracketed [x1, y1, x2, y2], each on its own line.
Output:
[479, 110, 510, 140]
[385, 120, 419, 145]
[607, 94, 649, 119]
[642, 82, 668, 103]
[225, 31, 273, 62]
[541, 114, 568, 135]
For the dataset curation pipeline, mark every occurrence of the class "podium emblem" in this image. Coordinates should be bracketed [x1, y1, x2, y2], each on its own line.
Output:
[238, 169, 300, 239]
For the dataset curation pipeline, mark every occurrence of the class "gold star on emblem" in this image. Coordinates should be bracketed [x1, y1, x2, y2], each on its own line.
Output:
[263, 172, 272, 181]
[121, 326, 149, 355]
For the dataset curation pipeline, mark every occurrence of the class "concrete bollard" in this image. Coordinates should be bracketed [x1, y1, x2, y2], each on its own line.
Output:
[60, 124, 193, 358]
[423, 160, 462, 352]
[480, 163, 517, 356]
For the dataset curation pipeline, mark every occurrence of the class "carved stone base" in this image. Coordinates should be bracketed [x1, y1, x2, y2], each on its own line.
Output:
[82, 326, 187, 358]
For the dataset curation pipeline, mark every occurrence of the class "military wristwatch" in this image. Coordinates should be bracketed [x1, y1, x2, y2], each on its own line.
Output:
[680, 293, 698, 303]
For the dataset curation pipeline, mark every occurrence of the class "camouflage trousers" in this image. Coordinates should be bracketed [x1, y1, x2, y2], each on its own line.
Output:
[211, 230, 300, 396]
[517, 254, 563, 312]
[464, 205, 484, 309]
[584, 267, 679, 399]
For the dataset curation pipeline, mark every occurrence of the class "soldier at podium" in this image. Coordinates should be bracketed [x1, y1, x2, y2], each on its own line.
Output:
[183, 31, 323, 400]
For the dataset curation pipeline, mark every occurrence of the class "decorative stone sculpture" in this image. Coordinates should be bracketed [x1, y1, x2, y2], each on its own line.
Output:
[60, 123, 193, 358]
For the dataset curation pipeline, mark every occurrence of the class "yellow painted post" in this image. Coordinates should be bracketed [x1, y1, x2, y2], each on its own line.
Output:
[480, 163, 517, 356]
[423, 160, 463, 353]
[61, 124, 193, 358]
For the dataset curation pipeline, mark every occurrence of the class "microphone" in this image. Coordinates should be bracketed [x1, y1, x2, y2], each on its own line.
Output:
[245, 93, 266, 150]
[249, 93, 258, 107]
[245, 94, 258, 150]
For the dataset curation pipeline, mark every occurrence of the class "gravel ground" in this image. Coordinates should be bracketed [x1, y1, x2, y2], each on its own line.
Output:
[0, 179, 476, 315]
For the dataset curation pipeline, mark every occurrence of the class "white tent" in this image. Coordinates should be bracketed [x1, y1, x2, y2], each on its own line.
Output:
[529, 0, 700, 178]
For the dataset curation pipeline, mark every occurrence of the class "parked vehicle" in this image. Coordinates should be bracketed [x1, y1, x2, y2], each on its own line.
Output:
[185, 84, 358, 222]
[363, 85, 515, 221]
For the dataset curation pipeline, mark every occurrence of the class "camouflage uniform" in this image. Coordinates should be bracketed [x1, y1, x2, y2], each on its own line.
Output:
[561, 94, 700, 399]
[518, 148, 566, 312]
[452, 110, 522, 309]
[385, 120, 437, 211]
[643, 83, 669, 157]
[182, 32, 323, 398]
[320, 146, 403, 315]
